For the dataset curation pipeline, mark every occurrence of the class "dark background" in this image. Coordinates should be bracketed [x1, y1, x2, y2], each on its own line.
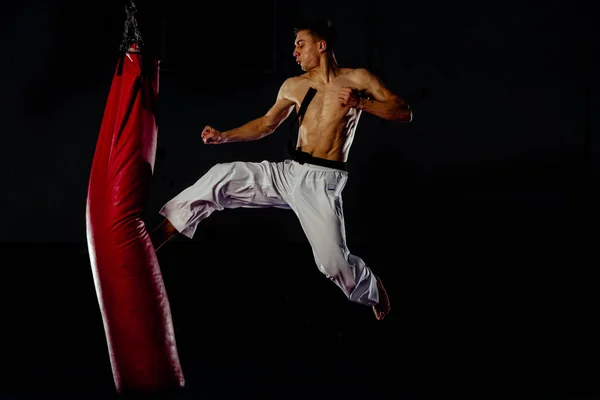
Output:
[1, 0, 598, 399]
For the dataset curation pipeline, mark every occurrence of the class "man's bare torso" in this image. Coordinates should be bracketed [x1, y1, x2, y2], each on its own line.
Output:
[285, 68, 365, 162]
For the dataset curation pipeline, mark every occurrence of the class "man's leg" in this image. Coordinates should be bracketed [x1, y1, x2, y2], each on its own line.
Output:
[290, 166, 390, 320]
[152, 161, 291, 249]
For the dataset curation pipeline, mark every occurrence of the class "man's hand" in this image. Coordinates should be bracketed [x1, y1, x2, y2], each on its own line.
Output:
[202, 125, 225, 144]
[338, 87, 361, 108]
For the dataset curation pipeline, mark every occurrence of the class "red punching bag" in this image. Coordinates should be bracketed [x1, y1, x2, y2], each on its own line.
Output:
[85, 36, 185, 395]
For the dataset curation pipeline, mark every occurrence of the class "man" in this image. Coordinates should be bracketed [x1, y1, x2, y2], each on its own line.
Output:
[151, 19, 412, 320]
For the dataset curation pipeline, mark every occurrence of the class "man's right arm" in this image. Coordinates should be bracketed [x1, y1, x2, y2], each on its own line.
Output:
[206, 79, 297, 144]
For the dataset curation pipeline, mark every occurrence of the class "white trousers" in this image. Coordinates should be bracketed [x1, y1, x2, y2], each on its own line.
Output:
[159, 159, 379, 306]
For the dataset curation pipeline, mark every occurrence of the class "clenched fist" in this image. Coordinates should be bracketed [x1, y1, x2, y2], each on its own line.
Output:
[202, 125, 224, 144]
[338, 87, 361, 108]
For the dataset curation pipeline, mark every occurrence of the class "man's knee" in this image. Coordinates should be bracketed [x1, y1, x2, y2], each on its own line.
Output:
[206, 161, 254, 184]
[207, 162, 230, 176]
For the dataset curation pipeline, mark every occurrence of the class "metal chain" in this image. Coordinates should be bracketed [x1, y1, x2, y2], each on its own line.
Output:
[119, 0, 144, 52]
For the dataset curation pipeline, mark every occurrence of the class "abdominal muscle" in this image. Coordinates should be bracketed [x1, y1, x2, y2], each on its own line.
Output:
[292, 76, 362, 162]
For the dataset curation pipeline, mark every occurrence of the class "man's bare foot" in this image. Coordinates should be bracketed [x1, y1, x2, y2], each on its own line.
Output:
[373, 275, 391, 320]
[150, 218, 180, 252]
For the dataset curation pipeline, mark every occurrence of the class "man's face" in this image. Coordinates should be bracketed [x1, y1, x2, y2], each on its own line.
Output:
[292, 30, 321, 71]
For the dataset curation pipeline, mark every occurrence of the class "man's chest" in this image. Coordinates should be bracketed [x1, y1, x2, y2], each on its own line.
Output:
[292, 81, 355, 115]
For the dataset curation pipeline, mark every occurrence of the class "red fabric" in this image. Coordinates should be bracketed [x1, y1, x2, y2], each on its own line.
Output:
[85, 50, 185, 394]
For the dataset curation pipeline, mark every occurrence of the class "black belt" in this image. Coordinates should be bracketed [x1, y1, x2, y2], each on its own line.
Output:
[289, 149, 347, 171]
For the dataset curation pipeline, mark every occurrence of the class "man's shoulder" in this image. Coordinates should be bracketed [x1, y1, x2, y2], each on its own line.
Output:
[341, 67, 371, 79]
[279, 74, 312, 99]
[282, 74, 311, 87]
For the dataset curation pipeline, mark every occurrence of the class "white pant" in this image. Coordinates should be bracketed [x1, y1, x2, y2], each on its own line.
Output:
[159, 159, 379, 306]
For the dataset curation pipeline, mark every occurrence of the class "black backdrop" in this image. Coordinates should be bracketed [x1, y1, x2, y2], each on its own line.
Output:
[0, 0, 598, 399]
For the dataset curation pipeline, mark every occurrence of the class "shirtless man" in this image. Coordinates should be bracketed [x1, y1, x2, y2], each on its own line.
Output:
[151, 19, 412, 320]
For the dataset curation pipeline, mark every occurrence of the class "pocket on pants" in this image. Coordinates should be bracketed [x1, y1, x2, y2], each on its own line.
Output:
[324, 173, 348, 199]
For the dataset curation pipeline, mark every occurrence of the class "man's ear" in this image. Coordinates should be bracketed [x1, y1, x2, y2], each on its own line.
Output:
[318, 40, 327, 53]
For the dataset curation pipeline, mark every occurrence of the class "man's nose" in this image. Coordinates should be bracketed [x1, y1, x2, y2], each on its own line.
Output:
[293, 50, 299, 57]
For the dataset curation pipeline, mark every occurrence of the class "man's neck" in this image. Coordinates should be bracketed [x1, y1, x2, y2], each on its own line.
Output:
[308, 56, 340, 85]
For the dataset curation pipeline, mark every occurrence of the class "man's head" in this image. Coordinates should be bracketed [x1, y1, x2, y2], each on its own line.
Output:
[292, 19, 337, 71]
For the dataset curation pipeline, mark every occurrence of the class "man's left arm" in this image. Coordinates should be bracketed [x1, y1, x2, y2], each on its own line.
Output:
[353, 68, 413, 122]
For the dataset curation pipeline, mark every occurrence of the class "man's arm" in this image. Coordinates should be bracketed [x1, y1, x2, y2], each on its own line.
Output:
[219, 81, 296, 143]
[354, 68, 412, 122]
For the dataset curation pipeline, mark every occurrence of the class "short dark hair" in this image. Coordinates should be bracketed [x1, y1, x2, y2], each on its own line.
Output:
[293, 19, 336, 52]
